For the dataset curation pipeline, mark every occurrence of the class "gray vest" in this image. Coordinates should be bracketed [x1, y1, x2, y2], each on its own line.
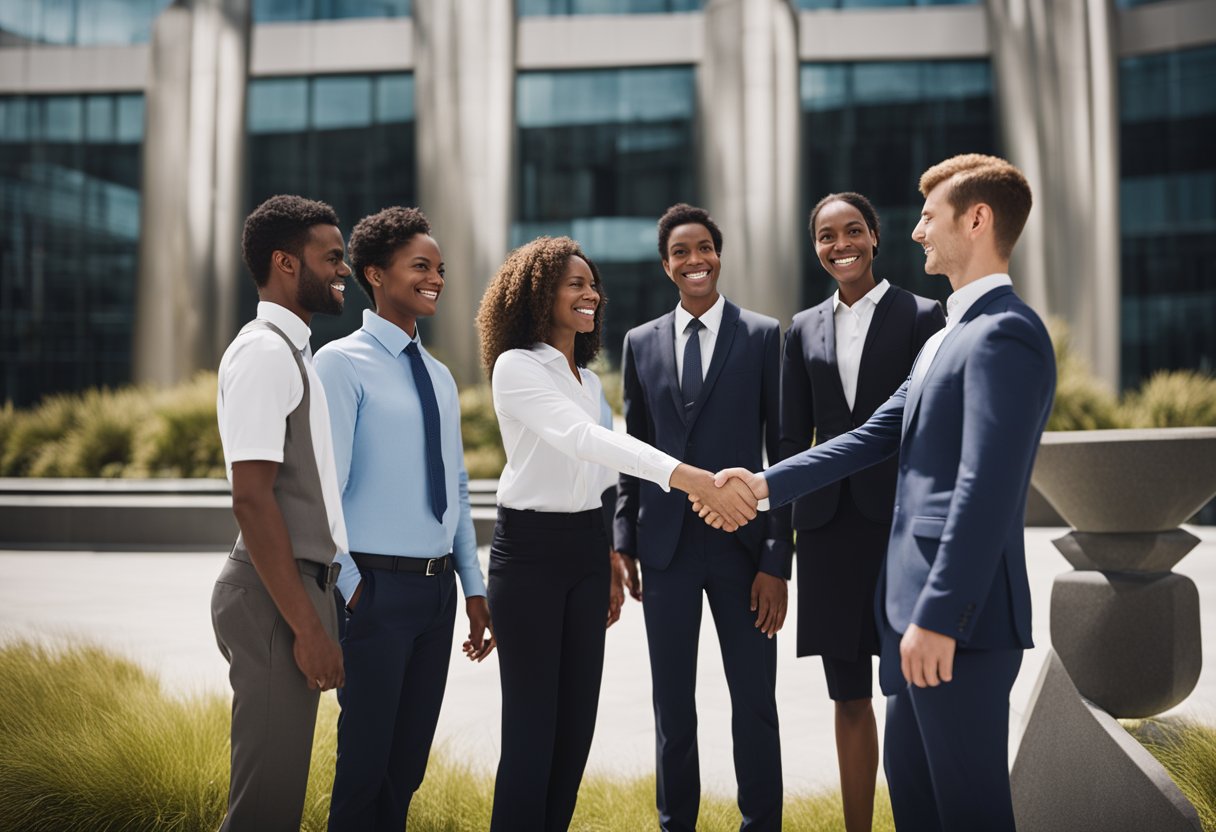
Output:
[231, 319, 337, 566]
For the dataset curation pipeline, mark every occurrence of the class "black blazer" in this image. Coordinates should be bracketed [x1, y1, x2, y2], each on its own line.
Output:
[614, 299, 792, 577]
[779, 285, 944, 529]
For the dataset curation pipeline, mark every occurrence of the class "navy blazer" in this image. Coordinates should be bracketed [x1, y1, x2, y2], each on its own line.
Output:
[780, 286, 944, 529]
[765, 286, 1055, 651]
[614, 299, 792, 577]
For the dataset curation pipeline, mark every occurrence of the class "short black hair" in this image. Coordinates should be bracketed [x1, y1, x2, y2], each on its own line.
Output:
[809, 191, 881, 258]
[347, 206, 432, 306]
[241, 195, 340, 287]
[657, 203, 723, 261]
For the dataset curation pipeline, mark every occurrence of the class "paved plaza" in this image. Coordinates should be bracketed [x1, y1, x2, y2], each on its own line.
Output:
[3, 526, 1215, 796]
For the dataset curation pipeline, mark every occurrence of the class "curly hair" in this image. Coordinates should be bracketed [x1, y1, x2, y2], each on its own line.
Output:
[242, 195, 340, 287]
[476, 236, 606, 379]
[918, 154, 1032, 259]
[809, 191, 882, 258]
[347, 206, 432, 306]
[657, 203, 723, 261]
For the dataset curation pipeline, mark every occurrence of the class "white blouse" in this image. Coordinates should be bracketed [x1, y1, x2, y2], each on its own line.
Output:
[492, 343, 681, 512]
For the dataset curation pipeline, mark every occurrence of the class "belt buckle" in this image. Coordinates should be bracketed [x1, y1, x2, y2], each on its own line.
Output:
[324, 562, 341, 589]
[425, 558, 439, 577]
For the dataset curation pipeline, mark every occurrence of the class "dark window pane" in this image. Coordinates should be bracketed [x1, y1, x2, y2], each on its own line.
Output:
[797, 0, 974, 8]
[518, 0, 700, 15]
[253, 0, 410, 22]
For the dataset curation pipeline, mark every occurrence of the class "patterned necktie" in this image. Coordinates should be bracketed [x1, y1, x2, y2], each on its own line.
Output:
[681, 318, 705, 409]
[405, 341, 447, 523]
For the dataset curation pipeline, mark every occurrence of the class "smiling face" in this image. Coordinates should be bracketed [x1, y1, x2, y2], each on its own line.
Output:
[294, 224, 350, 317]
[912, 178, 970, 281]
[662, 222, 721, 312]
[813, 199, 878, 298]
[549, 255, 601, 342]
[368, 233, 444, 337]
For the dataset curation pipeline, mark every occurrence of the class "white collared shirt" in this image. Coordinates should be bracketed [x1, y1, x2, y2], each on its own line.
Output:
[832, 279, 890, 410]
[674, 293, 726, 384]
[909, 273, 1013, 391]
[492, 343, 681, 512]
[216, 301, 348, 557]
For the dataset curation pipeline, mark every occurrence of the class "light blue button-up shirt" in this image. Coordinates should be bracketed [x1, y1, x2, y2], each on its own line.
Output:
[315, 309, 486, 603]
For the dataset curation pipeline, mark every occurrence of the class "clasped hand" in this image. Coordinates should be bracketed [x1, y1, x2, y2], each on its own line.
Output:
[669, 464, 759, 532]
[685, 467, 769, 530]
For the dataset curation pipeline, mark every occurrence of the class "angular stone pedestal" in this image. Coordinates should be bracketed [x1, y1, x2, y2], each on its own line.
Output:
[1011, 652, 1201, 832]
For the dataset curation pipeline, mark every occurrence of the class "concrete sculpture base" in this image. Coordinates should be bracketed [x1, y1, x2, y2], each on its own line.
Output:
[1053, 529, 1201, 573]
[1050, 570, 1201, 717]
[1011, 651, 1201, 832]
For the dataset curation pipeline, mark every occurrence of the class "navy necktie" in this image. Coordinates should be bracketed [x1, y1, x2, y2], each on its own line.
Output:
[681, 318, 705, 409]
[405, 341, 447, 523]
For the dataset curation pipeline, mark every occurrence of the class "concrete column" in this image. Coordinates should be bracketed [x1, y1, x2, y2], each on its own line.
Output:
[413, 0, 516, 386]
[133, 0, 250, 385]
[700, 0, 801, 326]
[988, 0, 1121, 390]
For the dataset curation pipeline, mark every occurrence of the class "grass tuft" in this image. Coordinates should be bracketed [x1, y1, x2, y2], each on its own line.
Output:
[0, 640, 904, 831]
[1125, 717, 1216, 831]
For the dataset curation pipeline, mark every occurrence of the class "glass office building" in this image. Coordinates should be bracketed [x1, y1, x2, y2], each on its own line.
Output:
[1, 0, 1214, 405]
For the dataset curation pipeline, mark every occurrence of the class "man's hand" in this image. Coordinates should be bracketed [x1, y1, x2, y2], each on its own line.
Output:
[346, 580, 363, 612]
[751, 572, 788, 638]
[900, 623, 956, 688]
[607, 551, 626, 628]
[671, 464, 757, 531]
[689, 467, 769, 527]
[293, 623, 344, 691]
[616, 552, 642, 602]
[462, 596, 495, 662]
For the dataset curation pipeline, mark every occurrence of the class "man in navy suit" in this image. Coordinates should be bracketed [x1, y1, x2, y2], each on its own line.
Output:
[615, 203, 790, 832]
[712, 155, 1055, 831]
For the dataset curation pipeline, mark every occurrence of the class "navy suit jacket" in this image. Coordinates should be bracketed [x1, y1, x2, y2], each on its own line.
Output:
[614, 299, 793, 577]
[765, 286, 1055, 651]
[780, 286, 944, 528]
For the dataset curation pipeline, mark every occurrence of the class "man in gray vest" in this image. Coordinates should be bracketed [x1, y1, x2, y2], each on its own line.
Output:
[211, 194, 353, 831]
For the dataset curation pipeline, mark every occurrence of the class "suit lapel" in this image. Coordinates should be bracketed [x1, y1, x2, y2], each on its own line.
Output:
[685, 300, 740, 431]
[853, 287, 897, 420]
[818, 301, 850, 411]
[655, 312, 684, 422]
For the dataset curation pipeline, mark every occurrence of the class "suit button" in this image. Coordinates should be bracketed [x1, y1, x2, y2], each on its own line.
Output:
[893, 505, 900, 513]
[901, 464, 909, 473]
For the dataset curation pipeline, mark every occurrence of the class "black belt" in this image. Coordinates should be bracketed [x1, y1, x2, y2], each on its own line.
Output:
[351, 552, 452, 577]
[496, 506, 603, 530]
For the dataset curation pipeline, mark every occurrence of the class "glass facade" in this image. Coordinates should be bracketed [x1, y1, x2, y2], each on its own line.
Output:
[515, 67, 697, 363]
[245, 73, 416, 348]
[0, 0, 406, 46]
[1119, 45, 1216, 389]
[0, 92, 144, 406]
[519, 0, 698, 15]
[797, 0, 975, 10]
[799, 60, 995, 307]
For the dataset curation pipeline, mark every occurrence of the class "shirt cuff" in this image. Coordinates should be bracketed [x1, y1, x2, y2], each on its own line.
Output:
[757, 497, 771, 512]
[646, 453, 680, 493]
[457, 564, 487, 598]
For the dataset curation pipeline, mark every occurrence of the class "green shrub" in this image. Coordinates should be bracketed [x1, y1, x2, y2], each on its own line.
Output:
[1125, 717, 1216, 831]
[1047, 318, 1121, 431]
[0, 640, 901, 831]
[459, 383, 506, 479]
[133, 373, 226, 478]
[1120, 370, 1216, 429]
[0, 394, 82, 476]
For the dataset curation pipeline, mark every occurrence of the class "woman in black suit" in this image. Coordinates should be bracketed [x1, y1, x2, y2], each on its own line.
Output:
[779, 193, 944, 832]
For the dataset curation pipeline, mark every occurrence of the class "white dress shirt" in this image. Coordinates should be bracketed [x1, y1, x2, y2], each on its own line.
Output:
[674, 293, 726, 384]
[909, 273, 1013, 392]
[216, 301, 349, 558]
[833, 279, 891, 410]
[493, 343, 681, 512]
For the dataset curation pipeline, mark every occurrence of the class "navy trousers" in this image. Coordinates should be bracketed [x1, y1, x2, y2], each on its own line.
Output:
[641, 516, 782, 832]
[487, 507, 610, 832]
[881, 627, 1023, 832]
[327, 565, 457, 832]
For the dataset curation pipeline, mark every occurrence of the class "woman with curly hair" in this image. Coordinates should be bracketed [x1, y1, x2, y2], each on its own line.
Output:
[475, 236, 756, 831]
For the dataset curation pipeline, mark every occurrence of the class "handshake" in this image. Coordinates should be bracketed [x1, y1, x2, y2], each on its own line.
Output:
[669, 465, 771, 533]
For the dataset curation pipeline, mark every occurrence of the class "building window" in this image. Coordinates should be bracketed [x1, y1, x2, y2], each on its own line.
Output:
[515, 66, 697, 363]
[1119, 45, 1216, 388]
[797, 0, 975, 9]
[246, 73, 416, 347]
[253, 0, 410, 24]
[0, 93, 144, 406]
[799, 60, 994, 306]
[518, 0, 699, 15]
[0, 0, 171, 46]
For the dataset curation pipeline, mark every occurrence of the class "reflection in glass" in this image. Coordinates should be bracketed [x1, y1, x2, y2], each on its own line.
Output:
[1119, 46, 1216, 388]
[245, 73, 416, 349]
[799, 60, 994, 307]
[797, 0, 974, 8]
[518, 0, 699, 15]
[0, 93, 144, 406]
[515, 67, 696, 362]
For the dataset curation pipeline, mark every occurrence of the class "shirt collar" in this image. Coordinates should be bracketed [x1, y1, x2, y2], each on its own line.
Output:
[946, 273, 1012, 322]
[256, 301, 312, 351]
[674, 293, 726, 335]
[361, 308, 419, 356]
[832, 278, 890, 314]
[528, 341, 569, 366]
